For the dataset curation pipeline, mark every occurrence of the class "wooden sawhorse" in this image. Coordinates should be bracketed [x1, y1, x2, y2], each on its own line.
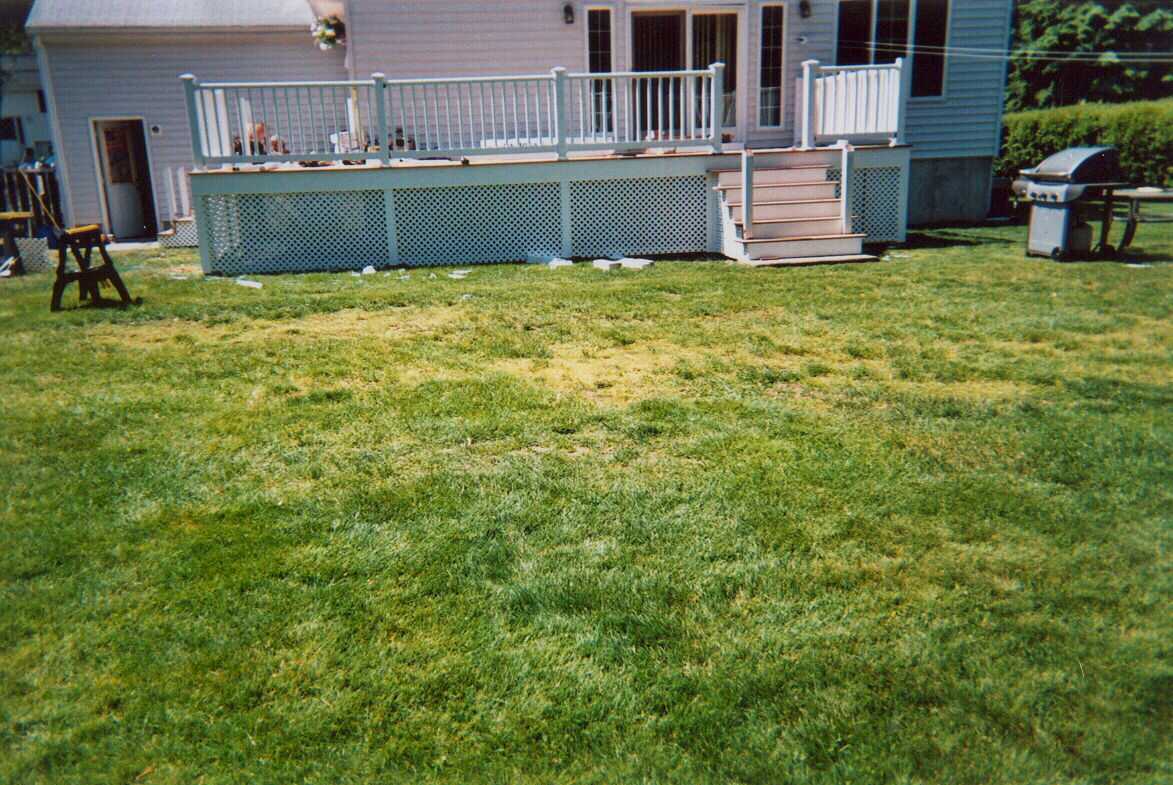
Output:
[50, 224, 136, 312]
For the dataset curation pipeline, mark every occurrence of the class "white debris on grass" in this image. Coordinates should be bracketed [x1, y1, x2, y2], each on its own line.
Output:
[592, 258, 622, 271]
[448, 269, 472, 279]
[526, 253, 554, 265]
[361, 265, 377, 275]
[236, 278, 263, 289]
[619, 257, 654, 270]
[547, 258, 574, 269]
[1126, 263, 1152, 268]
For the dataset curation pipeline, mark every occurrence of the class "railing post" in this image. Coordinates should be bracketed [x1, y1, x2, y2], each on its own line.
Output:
[800, 59, 818, 150]
[372, 72, 390, 163]
[552, 67, 569, 159]
[741, 149, 754, 238]
[709, 62, 724, 153]
[839, 142, 854, 234]
[894, 57, 911, 146]
[180, 74, 206, 169]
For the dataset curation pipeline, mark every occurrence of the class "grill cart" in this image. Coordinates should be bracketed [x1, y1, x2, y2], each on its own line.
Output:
[1013, 146, 1128, 261]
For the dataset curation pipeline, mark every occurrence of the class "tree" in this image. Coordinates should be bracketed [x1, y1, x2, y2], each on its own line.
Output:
[1006, 1, 1173, 112]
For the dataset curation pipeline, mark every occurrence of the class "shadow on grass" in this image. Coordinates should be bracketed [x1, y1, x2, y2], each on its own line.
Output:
[901, 228, 1022, 249]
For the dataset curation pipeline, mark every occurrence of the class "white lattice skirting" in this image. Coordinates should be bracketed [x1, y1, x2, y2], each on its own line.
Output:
[193, 149, 909, 275]
[159, 218, 200, 248]
[200, 176, 712, 275]
[825, 165, 904, 243]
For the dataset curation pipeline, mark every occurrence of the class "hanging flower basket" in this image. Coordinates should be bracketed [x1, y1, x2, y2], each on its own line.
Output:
[311, 16, 346, 50]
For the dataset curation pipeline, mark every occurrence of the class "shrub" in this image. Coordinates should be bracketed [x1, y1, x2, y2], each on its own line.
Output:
[996, 100, 1173, 186]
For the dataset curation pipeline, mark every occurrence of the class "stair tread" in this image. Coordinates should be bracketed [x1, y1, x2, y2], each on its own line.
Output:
[715, 180, 832, 191]
[735, 216, 844, 226]
[741, 233, 866, 244]
[744, 254, 879, 267]
[711, 164, 832, 174]
[724, 198, 839, 207]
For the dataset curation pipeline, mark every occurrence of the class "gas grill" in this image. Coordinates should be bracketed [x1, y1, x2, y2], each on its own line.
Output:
[1013, 146, 1128, 261]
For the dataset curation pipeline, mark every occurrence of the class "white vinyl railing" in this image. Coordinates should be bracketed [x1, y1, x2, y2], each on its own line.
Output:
[795, 59, 910, 148]
[182, 64, 724, 167]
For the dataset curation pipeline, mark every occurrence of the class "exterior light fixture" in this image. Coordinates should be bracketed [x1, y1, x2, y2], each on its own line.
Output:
[563, 3, 575, 24]
[799, 0, 812, 18]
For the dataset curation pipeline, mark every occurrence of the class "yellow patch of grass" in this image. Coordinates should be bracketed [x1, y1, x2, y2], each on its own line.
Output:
[493, 340, 702, 405]
[87, 305, 468, 350]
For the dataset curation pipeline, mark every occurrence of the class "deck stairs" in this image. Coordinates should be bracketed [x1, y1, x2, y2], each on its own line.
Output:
[714, 148, 876, 267]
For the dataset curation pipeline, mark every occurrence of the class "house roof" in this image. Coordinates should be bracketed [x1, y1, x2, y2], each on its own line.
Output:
[26, 0, 316, 32]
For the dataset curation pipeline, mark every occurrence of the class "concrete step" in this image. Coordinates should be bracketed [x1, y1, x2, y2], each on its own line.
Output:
[743, 253, 879, 268]
[716, 181, 838, 202]
[725, 198, 841, 222]
[735, 215, 847, 239]
[714, 164, 832, 188]
[739, 233, 866, 260]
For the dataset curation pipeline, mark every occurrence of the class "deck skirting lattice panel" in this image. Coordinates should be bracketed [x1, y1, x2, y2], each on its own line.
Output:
[203, 190, 389, 275]
[569, 176, 708, 257]
[160, 218, 200, 248]
[826, 165, 904, 243]
[196, 168, 720, 274]
[395, 182, 562, 266]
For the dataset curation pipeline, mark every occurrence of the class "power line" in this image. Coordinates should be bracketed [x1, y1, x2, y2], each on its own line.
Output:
[838, 40, 1173, 64]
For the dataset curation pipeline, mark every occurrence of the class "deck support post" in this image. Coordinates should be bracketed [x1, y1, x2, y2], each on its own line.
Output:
[372, 73, 390, 164]
[800, 60, 818, 150]
[709, 62, 724, 153]
[839, 142, 854, 234]
[741, 149, 754, 239]
[552, 67, 569, 160]
[180, 74, 206, 169]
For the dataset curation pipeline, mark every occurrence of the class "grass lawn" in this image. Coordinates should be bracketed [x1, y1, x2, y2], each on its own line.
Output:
[1, 221, 1170, 784]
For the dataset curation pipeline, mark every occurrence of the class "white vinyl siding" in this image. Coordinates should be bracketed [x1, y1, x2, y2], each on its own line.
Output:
[36, 32, 346, 226]
[902, 0, 1012, 158]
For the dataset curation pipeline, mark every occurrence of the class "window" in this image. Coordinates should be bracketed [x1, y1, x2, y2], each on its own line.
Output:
[911, 0, 948, 97]
[587, 8, 613, 132]
[835, 0, 948, 97]
[0, 117, 22, 142]
[588, 8, 612, 74]
[759, 5, 785, 126]
[873, 0, 910, 63]
[836, 0, 872, 65]
[694, 14, 738, 128]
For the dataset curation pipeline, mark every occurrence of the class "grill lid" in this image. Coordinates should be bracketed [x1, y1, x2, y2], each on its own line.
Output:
[1021, 146, 1122, 184]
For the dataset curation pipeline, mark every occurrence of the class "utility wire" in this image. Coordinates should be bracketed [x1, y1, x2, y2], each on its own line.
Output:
[839, 40, 1173, 63]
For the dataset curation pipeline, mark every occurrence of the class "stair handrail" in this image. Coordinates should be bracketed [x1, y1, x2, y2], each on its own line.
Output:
[741, 149, 754, 238]
[839, 142, 854, 234]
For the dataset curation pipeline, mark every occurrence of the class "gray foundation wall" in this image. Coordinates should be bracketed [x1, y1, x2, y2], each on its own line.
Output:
[908, 157, 994, 226]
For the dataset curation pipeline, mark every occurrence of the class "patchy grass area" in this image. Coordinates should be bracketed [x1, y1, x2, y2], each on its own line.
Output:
[1, 223, 1170, 784]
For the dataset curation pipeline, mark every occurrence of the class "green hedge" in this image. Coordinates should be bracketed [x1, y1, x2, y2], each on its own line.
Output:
[996, 100, 1173, 186]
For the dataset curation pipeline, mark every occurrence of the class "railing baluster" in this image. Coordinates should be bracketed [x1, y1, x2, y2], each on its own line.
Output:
[423, 84, 433, 151]
[510, 82, 519, 147]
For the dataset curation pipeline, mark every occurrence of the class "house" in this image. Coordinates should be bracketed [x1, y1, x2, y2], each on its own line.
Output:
[27, 0, 1013, 268]
[27, 0, 346, 239]
[0, 0, 51, 166]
